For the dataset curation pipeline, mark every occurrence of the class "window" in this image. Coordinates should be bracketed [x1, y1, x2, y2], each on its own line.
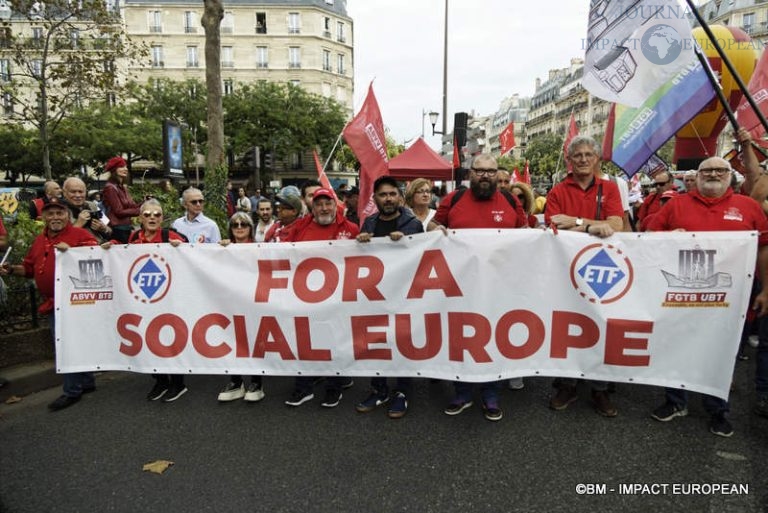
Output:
[151, 45, 164, 67]
[148, 10, 162, 33]
[256, 12, 267, 34]
[337, 21, 345, 43]
[322, 49, 331, 71]
[32, 27, 43, 47]
[289, 46, 301, 68]
[223, 79, 234, 96]
[103, 59, 115, 73]
[3, 92, 13, 115]
[69, 29, 79, 49]
[337, 53, 345, 75]
[105, 0, 118, 13]
[106, 92, 116, 107]
[743, 12, 755, 32]
[288, 12, 300, 34]
[290, 152, 302, 170]
[31, 59, 42, 78]
[184, 11, 197, 33]
[336, 85, 346, 103]
[186, 46, 198, 67]
[256, 46, 268, 68]
[222, 46, 233, 67]
[323, 17, 331, 38]
[222, 11, 234, 34]
[0, 59, 10, 81]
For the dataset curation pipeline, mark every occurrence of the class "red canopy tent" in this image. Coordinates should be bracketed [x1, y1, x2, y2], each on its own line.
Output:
[388, 137, 453, 181]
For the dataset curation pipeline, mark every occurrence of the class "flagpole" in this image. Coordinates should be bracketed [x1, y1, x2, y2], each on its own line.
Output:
[321, 131, 345, 172]
[694, 47, 739, 132]
[685, 0, 768, 136]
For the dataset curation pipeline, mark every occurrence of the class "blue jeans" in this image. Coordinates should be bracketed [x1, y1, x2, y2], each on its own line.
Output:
[50, 314, 94, 398]
[453, 381, 500, 403]
[756, 315, 768, 397]
[664, 387, 729, 416]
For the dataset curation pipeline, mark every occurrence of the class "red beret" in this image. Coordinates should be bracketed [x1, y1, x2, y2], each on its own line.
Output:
[105, 156, 127, 172]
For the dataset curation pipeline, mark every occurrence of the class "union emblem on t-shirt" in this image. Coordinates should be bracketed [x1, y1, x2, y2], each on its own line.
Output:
[492, 210, 504, 223]
[723, 207, 743, 222]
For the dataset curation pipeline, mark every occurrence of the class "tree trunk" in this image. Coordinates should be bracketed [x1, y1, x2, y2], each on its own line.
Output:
[202, 0, 224, 170]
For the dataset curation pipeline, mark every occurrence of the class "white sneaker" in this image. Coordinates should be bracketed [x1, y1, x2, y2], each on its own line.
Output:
[218, 382, 245, 402]
[508, 377, 524, 390]
[244, 383, 265, 402]
[749, 335, 759, 348]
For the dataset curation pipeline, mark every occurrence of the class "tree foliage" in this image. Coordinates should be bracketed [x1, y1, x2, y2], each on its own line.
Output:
[523, 133, 564, 182]
[0, 0, 147, 178]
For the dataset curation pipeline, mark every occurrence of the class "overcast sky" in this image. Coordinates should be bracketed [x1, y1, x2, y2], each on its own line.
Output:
[346, 0, 592, 150]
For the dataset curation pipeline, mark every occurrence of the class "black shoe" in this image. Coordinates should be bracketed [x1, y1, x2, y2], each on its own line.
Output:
[321, 390, 342, 408]
[48, 395, 80, 411]
[341, 378, 354, 389]
[147, 382, 169, 401]
[163, 385, 188, 402]
[709, 414, 734, 438]
[81, 386, 96, 394]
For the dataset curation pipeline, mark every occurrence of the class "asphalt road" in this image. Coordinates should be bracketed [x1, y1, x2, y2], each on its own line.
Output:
[1, 351, 767, 513]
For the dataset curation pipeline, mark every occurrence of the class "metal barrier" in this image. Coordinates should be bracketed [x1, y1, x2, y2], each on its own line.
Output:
[0, 281, 40, 332]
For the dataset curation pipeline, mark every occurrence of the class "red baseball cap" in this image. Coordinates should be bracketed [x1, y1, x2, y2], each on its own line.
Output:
[312, 188, 335, 201]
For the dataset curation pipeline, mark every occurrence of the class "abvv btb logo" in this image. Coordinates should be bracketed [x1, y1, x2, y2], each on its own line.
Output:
[127, 254, 172, 304]
[570, 243, 634, 304]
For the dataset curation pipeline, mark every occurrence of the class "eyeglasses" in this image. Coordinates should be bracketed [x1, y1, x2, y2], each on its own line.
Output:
[698, 168, 731, 176]
[231, 222, 250, 228]
[569, 152, 597, 160]
[188, 199, 205, 205]
[142, 211, 162, 218]
[416, 189, 431, 194]
[654, 180, 669, 186]
[471, 168, 498, 176]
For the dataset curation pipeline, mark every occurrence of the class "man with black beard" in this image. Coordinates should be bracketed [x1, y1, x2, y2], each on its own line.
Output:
[432, 153, 527, 422]
[355, 175, 424, 419]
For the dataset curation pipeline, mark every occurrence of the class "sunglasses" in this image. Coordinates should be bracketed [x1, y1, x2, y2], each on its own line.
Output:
[142, 211, 162, 218]
[189, 199, 205, 205]
[231, 222, 250, 228]
[654, 181, 669, 186]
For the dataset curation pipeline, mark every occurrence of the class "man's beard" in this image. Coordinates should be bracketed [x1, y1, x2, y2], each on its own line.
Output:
[470, 180, 496, 200]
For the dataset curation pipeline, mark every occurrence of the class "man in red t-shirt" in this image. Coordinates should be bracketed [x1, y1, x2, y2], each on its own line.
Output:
[1, 198, 97, 412]
[432, 154, 526, 423]
[647, 156, 768, 437]
[636, 171, 675, 230]
[546, 135, 623, 418]
[284, 188, 359, 409]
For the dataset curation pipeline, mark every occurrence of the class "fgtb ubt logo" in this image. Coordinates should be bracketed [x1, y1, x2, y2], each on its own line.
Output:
[570, 243, 633, 304]
[127, 254, 172, 304]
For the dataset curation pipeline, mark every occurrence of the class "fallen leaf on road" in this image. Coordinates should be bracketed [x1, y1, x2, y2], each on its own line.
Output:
[4, 396, 22, 404]
[142, 460, 174, 474]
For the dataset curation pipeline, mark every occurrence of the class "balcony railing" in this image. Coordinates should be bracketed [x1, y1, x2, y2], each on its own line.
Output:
[323, 30, 331, 38]
[289, 62, 301, 68]
[221, 26, 233, 34]
[152, 60, 164, 68]
[257, 62, 268, 68]
[221, 61, 234, 68]
[184, 26, 197, 33]
[255, 25, 267, 34]
[186, 60, 198, 68]
[149, 25, 162, 33]
[288, 27, 300, 34]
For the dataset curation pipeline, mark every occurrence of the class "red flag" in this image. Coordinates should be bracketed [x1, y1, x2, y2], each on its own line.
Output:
[512, 168, 520, 183]
[736, 49, 768, 140]
[342, 83, 389, 223]
[452, 136, 461, 169]
[523, 160, 531, 185]
[498, 122, 516, 156]
[563, 112, 579, 172]
[313, 150, 336, 198]
[602, 104, 616, 163]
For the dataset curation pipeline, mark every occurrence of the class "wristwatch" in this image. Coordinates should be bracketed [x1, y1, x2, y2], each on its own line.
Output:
[575, 217, 584, 227]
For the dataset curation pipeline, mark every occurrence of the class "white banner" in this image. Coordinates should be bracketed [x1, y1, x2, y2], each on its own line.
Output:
[55, 230, 758, 400]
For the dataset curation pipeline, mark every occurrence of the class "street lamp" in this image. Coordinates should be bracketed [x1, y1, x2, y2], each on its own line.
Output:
[429, 111, 444, 135]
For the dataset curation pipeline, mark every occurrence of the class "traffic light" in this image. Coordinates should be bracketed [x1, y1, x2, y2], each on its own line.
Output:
[263, 152, 272, 170]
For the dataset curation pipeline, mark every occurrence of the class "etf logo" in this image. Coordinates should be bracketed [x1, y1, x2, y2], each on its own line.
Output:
[570, 243, 634, 304]
[127, 254, 172, 304]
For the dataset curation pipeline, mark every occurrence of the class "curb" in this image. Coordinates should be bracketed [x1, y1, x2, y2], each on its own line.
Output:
[0, 360, 59, 402]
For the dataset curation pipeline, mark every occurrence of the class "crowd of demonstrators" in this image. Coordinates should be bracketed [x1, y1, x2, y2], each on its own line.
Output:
[264, 189, 303, 243]
[102, 156, 141, 244]
[1, 197, 98, 411]
[216, 212, 265, 404]
[404, 178, 436, 230]
[354, 176, 424, 419]
[636, 170, 675, 231]
[283, 187, 359, 408]
[431, 154, 527, 422]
